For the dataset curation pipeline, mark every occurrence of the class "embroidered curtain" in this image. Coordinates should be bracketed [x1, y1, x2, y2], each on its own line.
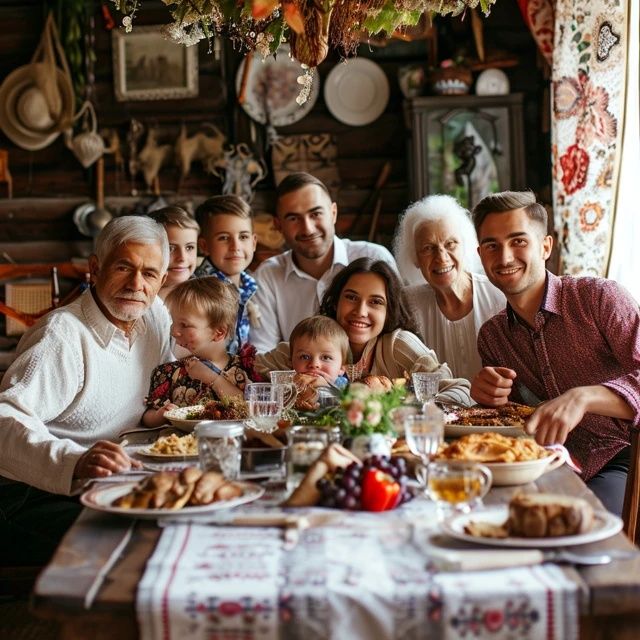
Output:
[551, 0, 630, 277]
[607, 0, 639, 301]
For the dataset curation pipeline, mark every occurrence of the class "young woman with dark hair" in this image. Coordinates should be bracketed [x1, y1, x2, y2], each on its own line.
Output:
[257, 257, 472, 406]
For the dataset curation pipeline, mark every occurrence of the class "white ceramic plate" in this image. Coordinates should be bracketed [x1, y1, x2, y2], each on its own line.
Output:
[136, 447, 199, 461]
[236, 43, 319, 126]
[164, 405, 205, 430]
[80, 481, 264, 520]
[324, 58, 389, 126]
[442, 505, 623, 548]
[445, 424, 525, 438]
[475, 68, 510, 96]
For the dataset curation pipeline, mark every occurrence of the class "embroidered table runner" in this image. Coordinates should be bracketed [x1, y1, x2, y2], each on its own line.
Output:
[137, 505, 579, 640]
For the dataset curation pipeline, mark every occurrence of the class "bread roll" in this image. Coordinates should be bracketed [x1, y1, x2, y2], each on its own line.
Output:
[214, 482, 243, 501]
[180, 467, 203, 485]
[362, 375, 393, 392]
[508, 493, 594, 537]
[191, 471, 226, 505]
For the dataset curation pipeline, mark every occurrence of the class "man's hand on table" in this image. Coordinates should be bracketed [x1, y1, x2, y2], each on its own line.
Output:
[471, 366, 516, 406]
[524, 392, 584, 445]
[74, 440, 142, 479]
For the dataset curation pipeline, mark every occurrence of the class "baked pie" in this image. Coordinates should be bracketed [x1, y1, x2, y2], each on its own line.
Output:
[436, 432, 550, 463]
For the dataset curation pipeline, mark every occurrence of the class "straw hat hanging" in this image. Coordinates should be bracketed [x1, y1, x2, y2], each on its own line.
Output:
[0, 13, 75, 151]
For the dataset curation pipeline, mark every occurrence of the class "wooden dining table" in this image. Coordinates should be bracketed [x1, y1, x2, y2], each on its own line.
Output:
[31, 464, 640, 640]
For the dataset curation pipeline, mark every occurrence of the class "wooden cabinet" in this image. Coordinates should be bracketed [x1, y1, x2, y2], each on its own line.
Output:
[404, 94, 526, 209]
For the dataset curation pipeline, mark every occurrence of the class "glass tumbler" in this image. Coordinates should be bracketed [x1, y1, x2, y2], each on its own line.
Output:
[245, 383, 290, 432]
[411, 371, 442, 405]
[287, 425, 340, 490]
[195, 420, 244, 479]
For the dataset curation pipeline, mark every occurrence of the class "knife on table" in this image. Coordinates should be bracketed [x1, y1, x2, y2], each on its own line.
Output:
[427, 548, 636, 571]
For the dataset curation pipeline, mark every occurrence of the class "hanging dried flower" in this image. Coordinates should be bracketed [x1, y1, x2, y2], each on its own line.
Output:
[111, 0, 498, 67]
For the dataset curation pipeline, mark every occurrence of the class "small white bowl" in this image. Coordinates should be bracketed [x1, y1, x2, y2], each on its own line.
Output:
[486, 450, 565, 486]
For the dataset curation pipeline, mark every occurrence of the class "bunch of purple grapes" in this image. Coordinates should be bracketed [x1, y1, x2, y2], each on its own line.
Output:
[316, 455, 413, 510]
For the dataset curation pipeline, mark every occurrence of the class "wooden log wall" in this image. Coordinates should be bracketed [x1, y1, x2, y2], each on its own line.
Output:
[0, 0, 548, 261]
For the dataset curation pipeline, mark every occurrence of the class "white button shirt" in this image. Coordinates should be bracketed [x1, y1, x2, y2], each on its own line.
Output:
[252, 237, 396, 352]
[0, 290, 172, 495]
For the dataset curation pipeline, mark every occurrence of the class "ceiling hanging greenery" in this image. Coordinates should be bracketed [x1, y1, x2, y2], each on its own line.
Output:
[111, 0, 498, 67]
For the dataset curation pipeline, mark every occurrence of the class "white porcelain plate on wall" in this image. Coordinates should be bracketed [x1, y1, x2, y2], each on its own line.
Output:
[324, 58, 389, 126]
[475, 68, 510, 96]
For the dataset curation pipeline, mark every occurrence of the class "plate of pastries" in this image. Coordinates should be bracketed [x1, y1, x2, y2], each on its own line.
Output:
[81, 467, 264, 519]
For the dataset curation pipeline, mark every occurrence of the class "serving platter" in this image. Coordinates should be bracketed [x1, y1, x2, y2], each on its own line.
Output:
[441, 505, 623, 548]
[81, 481, 264, 520]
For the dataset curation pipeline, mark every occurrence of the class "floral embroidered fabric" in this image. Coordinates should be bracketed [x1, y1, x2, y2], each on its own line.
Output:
[145, 355, 251, 409]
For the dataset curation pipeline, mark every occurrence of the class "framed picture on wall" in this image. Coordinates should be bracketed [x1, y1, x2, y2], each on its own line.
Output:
[404, 94, 526, 210]
[112, 26, 199, 101]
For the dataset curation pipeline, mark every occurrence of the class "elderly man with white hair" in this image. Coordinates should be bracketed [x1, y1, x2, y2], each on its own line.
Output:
[0, 215, 172, 564]
[393, 194, 505, 381]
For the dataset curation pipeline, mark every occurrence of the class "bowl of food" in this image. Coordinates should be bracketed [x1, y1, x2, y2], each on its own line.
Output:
[435, 432, 565, 486]
[484, 455, 564, 486]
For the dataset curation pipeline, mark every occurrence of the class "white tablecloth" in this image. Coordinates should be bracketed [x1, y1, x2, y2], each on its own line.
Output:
[137, 501, 579, 640]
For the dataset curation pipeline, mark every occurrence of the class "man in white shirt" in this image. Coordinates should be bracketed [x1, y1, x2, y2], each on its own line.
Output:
[252, 172, 396, 352]
[0, 216, 172, 564]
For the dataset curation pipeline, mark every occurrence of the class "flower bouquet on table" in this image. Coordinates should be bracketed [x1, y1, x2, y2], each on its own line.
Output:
[337, 379, 406, 439]
[290, 378, 403, 456]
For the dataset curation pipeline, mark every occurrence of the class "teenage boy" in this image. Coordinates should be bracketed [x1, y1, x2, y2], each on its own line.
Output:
[194, 195, 258, 354]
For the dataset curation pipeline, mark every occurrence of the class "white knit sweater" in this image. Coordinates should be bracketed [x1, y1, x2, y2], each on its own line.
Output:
[0, 290, 172, 495]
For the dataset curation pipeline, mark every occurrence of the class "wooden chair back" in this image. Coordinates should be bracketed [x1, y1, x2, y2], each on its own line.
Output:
[622, 428, 640, 545]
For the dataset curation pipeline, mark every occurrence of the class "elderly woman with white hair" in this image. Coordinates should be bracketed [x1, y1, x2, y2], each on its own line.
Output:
[393, 194, 505, 381]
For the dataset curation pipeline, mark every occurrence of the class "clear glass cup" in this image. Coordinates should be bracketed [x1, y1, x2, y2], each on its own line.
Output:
[267, 372, 298, 409]
[269, 370, 296, 385]
[412, 371, 442, 404]
[389, 404, 420, 437]
[404, 411, 444, 465]
[344, 364, 363, 383]
[423, 460, 492, 518]
[195, 420, 244, 479]
[245, 383, 288, 433]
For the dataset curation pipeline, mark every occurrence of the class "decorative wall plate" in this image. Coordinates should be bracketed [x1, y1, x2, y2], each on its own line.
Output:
[235, 44, 319, 126]
[475, 68, 510, 96]
[324, 58, 389, 126]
